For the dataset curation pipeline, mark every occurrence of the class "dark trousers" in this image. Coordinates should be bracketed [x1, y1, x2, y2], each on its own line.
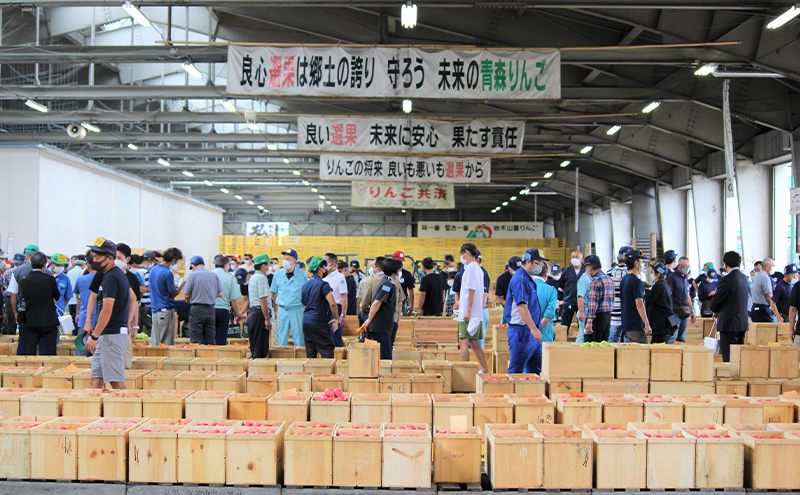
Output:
[26, 325, 58, 355]
[69, 304, 78, 326]
[2, 299, 15, 335]
[391, 322, 398, 346]
[329, 304, 344, 347]
[720, 331, 746, 362]
[188, 304, 216, 345]
[750, 304, 773, 322]
[561, 303, 578, 327]
[650, 333, 670, 344]
[214, 308, 231, 345]
[358, 310, 368, 327]
[17, 321, 27, 355]
[246, 308, 270, 359]
[368, 331, 392, 360]
[304, 323, 335, 359]
[585, 312, 611, 342]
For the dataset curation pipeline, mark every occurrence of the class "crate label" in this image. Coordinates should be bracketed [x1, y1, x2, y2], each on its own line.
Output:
[287, 443, 324, 466]
[574, 444, 590, 467]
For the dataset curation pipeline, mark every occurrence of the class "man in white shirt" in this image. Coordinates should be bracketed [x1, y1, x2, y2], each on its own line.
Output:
[454, 243, 489, 373]
[323, 252, 348, 347]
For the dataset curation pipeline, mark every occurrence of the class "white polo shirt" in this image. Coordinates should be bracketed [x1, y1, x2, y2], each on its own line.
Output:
[323, 269, 348, 305]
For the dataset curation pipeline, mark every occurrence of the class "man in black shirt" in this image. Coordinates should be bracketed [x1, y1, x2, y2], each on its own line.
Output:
[418, 257, 446, 316]
[340, 261, 359, 316]
[18, 252, 60, 355]
[392, 251, 415, 315]
[438, 254, 455, 288]
[495, 257, 521, 306]
[115, 243, 141, 369]
[364, 257, 402, 360]
[559, 251, 585, 326]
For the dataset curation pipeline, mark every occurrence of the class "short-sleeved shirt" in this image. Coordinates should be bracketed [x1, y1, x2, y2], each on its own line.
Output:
[125, 270, 141, 302]
[301, 274, 334, 326]
[183, 266, 223, 305]
[66, 266, 83, 305]
[270, 267, 308, 308]
[620, 273, 645, 333]
[495, 270, 513, 300]
[750, 270, 773, 305]
[369, 276, 397, 334]
[607, 265, 628, 325]
[323, 270, 348, 306]
[667, 271, 690, 307]
[560, 264, 586, 306]
[503, 268, 541, 326]
[790, 282, 800, 311]
[138, 267, 151, 305]
[235, 268, 249, 297]
[398, 269, 415, 298]
[346, 275, 358, 315]
[438, 270, 450, 288]
[453, 270, 464, 293]
[75, 272, 97, 328]
[458, 262, 485, 322]
[773, 279, 793, 316]
[54, 272, 73, 313]
[214, 267, 242, 310]
[90, 266, 130, 335]
[419, 272, 445, 316]
[248, 271, 273, 313]
[577, 272, 591, 306]
[149, 264, 176, 311]
[481, 267, 490, 294]
[534, 277, 558, 341]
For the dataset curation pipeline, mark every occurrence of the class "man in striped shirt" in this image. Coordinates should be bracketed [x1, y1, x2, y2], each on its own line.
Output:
[607, 246, 630, 343]
[584, 255, 615, 343]
[136, 250, 156, 335]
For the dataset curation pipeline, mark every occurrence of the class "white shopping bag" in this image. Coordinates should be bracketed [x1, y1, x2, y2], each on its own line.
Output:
[467, 317, 481, 336]
[57, 308, 75, 335]
[703, 319, 720, 354]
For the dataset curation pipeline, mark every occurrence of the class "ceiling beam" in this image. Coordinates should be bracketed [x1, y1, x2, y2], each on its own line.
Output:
[0, 0, 782, 7]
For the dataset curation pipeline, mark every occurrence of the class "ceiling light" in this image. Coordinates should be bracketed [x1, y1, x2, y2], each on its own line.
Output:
[221, 100, 237, 113]
[531, 181, 539, 187]
[157, 158, 171, 167]
[311, 188, 318, 192]
[181, 170, 193, 177]
[543, 172, 553, 178]
[401, 209, 406, 213]
[326, 201, 332, 205]
[234, 194, 243, 200]
[182, 63, 203, 80]
[502, 201, 509, 206]
[267, 144, 278, 151]
[257, 205, 264, 210]
[81, 122, 101, 133]
[491, 209, 497, 213]
[247, 200, 254, 205]
[203, 179, 213, 186]
[510, 196, 517, 201]
[302, 180, 310, 186]
[25, 99, 48, 113]
[606, 125, 621, 135]
[401, 2, 417, 29]
[580, 145, 593, 154]
[285, 159, 292, 165]
[642, 101, 661, 113]
[694, 63, 717, 76]
[402, 99, 412, 113]
[122, 1, 150, 26]
[247, 123, 259, 132]
[319, 195, 326, 200]
[560, 160, 570, 168]
[127, 143, 138, 150]
[767, 6, 800, 29]
[220, 188, 229, 194]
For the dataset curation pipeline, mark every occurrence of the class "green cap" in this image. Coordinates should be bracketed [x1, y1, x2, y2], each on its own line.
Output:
[702, 262, 714, 272]
[253, 254, 270, 265]
[24, 244, 39, 254]
[50, 253, 69, 265]
[74, 328, 87, 352]
[308, 256, 324, 272]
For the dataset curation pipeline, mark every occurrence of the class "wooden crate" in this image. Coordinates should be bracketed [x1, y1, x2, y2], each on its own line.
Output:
[533, 424, 593, 489]
[246, 372, 281, 394]
[493, 350, 510, 374]
[177, 421, 238, 484]
[189, 358, 220, 372]
[332, 425, 382, 487]
[637, 429, 696, 488]
[350, 393, 392, 423]
[508, 374, 546, 395]
[269, 346, 296, 359]
[586, 426, 646, 489]
[582, 378, 649, 395]
[751, 397, 793, 423]
[748, 323, 778, 346]
[432, 426, 482, 483]
[104, 390, 151, 418]
[493, 325, 509, 351]
[20, 389, 71, 417]
[2, 367, 46, 388]
[673, 396, 724, 424]
[782, 378, 800, 394]
[276, 358, 308, 374]
[77, 417, 145, 481]
[30, 417, 98, 480]
[347, 377, 380, 394]
[555, 397, 602, 428]
[684, 429, 744, 488]
[591, 394, 644, 424]
[451, 361, 480, 393]
[142, 370, 182, 390]
[471, 394, 513, 431]
[410, 373, 444, 395]
[432, 394, 474, 428]
[142, 391, 191, 419]
[146, 346, 170, 357]
[216, 357, 248, 373]
[769, 346, 799, 378]
[748, 379, 783, 397]
[247, 358, 280, 375]
[741, 430, 800, 489]
[71, 370, 93, 389]
[716, 379, 748, 395]
[486, 427, 544, 489]
[207, 372, 246, 393]
[0, 389, 36, 418]
[304, 358, 336, 375]
[225, 421, 285, 485]
[266, 392, 312, 423]
[720, 398, 764, 424]
[382, 425, 432, 488]
[348, 343, 380, 378]
[508, 394, 555, 425]
[278, 372, 313, 392]
[614, 343, 650, 380]
[649, 380, 715, 395]
[63, 389, 112, 417]
[194, 346, 220, 359]
[124, 369, 148, 389]
[641, 397, 684, 423]
[391, 360, 420, 375]
[681, 346, 714, 381]
[730, 345, 769, 378]
[284, 424, 334, 486]
[392, 393, 432, 426]
[228, 393, 270, 420]
[175, 371, 212, 391]
[715, 362, 731, 378]
[185, 391, 233, 420]
[131, 356, 166, 371]
[42, 369, 80, 389]
[393, 348, 422, 361]
[379, 373, 412, 394]
[420, 349, 445, 361]
[311, 374, 344, 392]
[168, 346, 196, 358]
[541, 343, 615, 379]
[163, 357, 195, 371]
[310, 392, 351, 422]
[649, 346, 682, 381]
[476, 373, 513, 394]
[546, 378, 582, 397]
[73, 357, 94, 369]
[0, 416, 54, 479]
[218, 346, 248, 359]
[421, 360, 455, 394]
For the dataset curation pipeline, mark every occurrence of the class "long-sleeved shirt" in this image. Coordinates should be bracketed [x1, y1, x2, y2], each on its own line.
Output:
[607, 264, 628, 325]
[585, 270, 615, 319]
[559, 264, 585, 306]
[534, 277, 558, 341]
[667, 270, 690, 307]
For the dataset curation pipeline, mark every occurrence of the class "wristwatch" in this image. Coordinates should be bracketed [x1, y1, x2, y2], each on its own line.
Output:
[90, 334, 99, 341]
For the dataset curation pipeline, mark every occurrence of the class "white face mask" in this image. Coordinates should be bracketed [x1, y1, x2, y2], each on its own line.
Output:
[282, 260, 293, 271]
[446, 267, 455, 273]
[447, 280, 454, 287]
[552, 274, 561, 281]
[571, 258, 581, 268]
[460, 256, 467, 264]
[114, 259, 127, 270]
[53, 266, 64, 275]
[368, 267, 375, 277]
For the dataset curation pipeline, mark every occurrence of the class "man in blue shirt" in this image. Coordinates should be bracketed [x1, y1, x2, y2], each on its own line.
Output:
[532, 262, 558, 342]
[149, 247, 185, 345]
[271, 248, 308, 347]
[301, 257, 338, 358]
[503, 248, 544, 374]
[50, 253, 73, 315]
[666, 256, 696, 343]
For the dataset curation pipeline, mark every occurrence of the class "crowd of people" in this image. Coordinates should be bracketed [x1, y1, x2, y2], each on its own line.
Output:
[0, 238, 797, 389]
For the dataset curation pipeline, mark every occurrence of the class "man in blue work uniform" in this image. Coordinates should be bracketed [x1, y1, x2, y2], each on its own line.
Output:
[270, 248, 308, 347]
[301, 257, 338, 358]
[504, 248, 544, 374]
[50, 253, 73, 316]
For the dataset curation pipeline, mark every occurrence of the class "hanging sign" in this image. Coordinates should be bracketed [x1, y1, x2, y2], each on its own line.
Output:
[418, 221, 544, 239]
[320, 155, 490, 183]
[297, 117, 525, 154]
[227, 45, 560, 99]
[244, 222, 290, 237]
[352, 182, 455, 209]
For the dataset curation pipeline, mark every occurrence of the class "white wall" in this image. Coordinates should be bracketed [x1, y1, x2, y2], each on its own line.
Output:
[735, 158, 773, 267]
[610, 201, 633, 254]
[0, 148, 41, 254]
[691, 175, 724, 274]
[591, 207, 613, 267]
[658, 185, 687, 258]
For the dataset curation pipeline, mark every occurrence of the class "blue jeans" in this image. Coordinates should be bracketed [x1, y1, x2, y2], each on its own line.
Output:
[507, 324, 543, 374]
[667, 317, 688, 344]
[576, 316, 586, 343]
[479, 308, 488, 350]
[609, 323, 623, 343]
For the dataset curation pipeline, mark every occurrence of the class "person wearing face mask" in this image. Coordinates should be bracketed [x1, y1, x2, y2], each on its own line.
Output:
[772, 264, 797, 324]
[583, 255, 615, 343]
[301, 257, 339, 359]
[666, 256, 696, 343]
[445, 271, 457, 317]
[115, 243, 143, 367]
[270, 249, 308, 347]
[49, 253, 74, 316]
[418, 257, 446, 317]
[183, 256, 224, 345]
[750, 258, 780, 323]
[357, 257, 385, 326]
[504, 248, 544, 374]
[456, 243, 491, 374]
[546, 263, 564, 318]
[148, 247, 185, 345]
[532, 260, 558, 343]
[606, 247, 630, 343]
[247, 254, 274, 358]
[350, 260, 365, 282]
[619, 248, 652, 343]
[341, 261, 359, 317]
[559, 250, 585, 329]
[438, 254, 456, 288]
[323, 253, 349, 347]
[645, 263, 676, 344]
[664, 250, 678, 276]
[18, 252, 61, 355]
[363, 257, 403, 359]
[137, 250, 156, 336]
[710, 251, 750, 361]
[697, 268, 719, 318]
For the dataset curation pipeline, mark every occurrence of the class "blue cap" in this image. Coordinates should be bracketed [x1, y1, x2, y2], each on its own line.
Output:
[785, 264, 799, 275]
[664, 249, 678, 262]
[281, 249, 298, 260]
[350, 259, 360, 268]
[190, 255, 204, 265]
[296, 261, 306, 269]
[653, 262, 668, 276]
[87, 237, 116, 257]
[12, 253, 25, 264]
[585, 254, 601, 266]
[625, 248, 645, 260]
[618, 246, 632, 255]
[508, 256, 523, 270]
[523, 248, 549, 262]
[706, 268, 718, 280]
[550, 262, 562, 274]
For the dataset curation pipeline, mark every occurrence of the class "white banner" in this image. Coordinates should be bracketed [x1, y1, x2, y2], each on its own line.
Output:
[352, 182, 454, 209]
[418, 221, 543, 239]
[791, 187, 800, 215]
[227, 45, 560, 99]
[297, 117, 525, 154]
[245, 222, 290, 237]
[320, 155, 490, 183]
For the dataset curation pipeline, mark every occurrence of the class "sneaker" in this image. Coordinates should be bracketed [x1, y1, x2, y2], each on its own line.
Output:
[478, 369, 486, 375]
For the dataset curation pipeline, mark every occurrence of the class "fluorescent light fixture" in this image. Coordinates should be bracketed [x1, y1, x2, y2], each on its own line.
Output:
[502, 201, 509, 206]
[220, 188, 230, 194]
[642, 101, 661, 113]
[531, 181, 539, 187]
[181, 170, 194, 177]
[285, 159, 292, 165]
[234, 194, 243, 200]
[510, 196, 517, 201]
[606, 125, 621, 135]
[311, 188, 318, 192]
[127, 143, 138, 150]
[319, 195, 326, 200]
[711, 69, 784, 78]
[203, 179, 213, 186]
[694, 63, 717, 76]
[326, 201, 332, 205]
[182, 63, 203, 80]
[247, 123, 259, 132]
[157, 158, 171, 167]
[81, 122, 101, 133]
[25, 99, 48, 113]
[401, 2, 417, 28]
[401, 209, 406, 213]
[580, 145, 593, 154]
[560, 160, 571, 168]
[402, 99, 412, 113]
[302, 180, 310, 185]
[292, 170, 301, 176]
[122, 1, 150, 27]
[543, 172, 553, 178]
[257, 205, 264, 210]
[221, 100, 237, 112]
[768, 6, 800, 29]
[267, 144, 278, 151]
[247, 200, 254, 205]
[491, 209, 497, 213]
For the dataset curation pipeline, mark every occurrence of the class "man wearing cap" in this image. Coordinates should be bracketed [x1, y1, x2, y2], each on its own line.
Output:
[247, 255, 274, 358]
[184, 256, 224, 345]
[531, 260, 558, 342]
[149, 248, 185, 346]
[350, 260, 365, 282]
[496, 257, 521, 307]
[666, 256, 696, 343]
[271, 248, 308, 347]
[664, 249, 678, 275]
[66, 255, 85, 327]
[711, 251, 750, 361]
[323, 253, 348, 347]
[301, 257, 339, 358]
[393, 251, 415, 316]
[418, 257, 446, 317]
[504, 248, 543, 374]
[646, 262, 676, 343]
[546, 262, 564, 309]
[583, 255, 615, 343]
[559, 250, 585, 328]
[363, 257, 403, 359]
[607, 247, 630, 343]
[212, 255, 246, 345]
[619, 248, 652, 343]
[8, 244, 41, 354]
[49, 253, 73, 316]
[773, 264, 798, 323]
[697, 268, 719, 318]
[137, 250, 156, 335]
[84, 238, 136, 389]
